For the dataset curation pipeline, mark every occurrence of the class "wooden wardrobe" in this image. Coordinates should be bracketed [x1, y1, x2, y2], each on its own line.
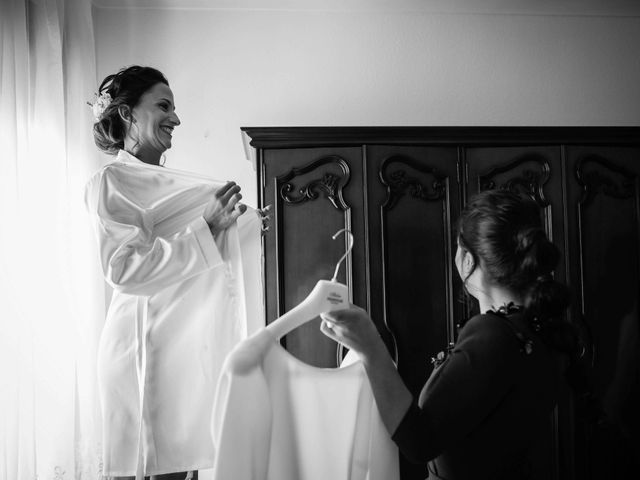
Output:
[242, 127, 640, 480]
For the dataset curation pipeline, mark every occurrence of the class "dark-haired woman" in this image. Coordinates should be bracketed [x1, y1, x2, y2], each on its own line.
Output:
[321, 189, 579, 480]
[85, 66, 261, 480]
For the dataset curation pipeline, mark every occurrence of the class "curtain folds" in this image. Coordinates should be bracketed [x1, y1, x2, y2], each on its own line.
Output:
[0, 1, 105, 479]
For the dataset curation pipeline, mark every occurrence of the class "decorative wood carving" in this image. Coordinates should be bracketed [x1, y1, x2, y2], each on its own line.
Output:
[479, 153, 551, 207]
[379, 155, 447, 210]
[277, 155, 350, 210]
[576, 154, 636, 207]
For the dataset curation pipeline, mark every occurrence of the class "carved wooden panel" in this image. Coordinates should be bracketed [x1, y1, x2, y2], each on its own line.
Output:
[263, 147, 365, 367]
[567, 147, 640, 479]
[366, 145, 459, 480]
[367, 146, 460, 390]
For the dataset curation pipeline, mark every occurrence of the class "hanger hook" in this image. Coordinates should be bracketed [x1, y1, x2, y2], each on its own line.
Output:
[331, 228, 354, 282]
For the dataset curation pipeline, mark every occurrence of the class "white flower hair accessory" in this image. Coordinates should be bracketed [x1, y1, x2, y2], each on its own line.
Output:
[88, 91, 112, 121]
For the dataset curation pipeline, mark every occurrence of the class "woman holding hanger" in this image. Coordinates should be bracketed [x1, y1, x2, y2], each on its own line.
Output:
[321, 189, 580, 480]
[85, 65, 260, 480]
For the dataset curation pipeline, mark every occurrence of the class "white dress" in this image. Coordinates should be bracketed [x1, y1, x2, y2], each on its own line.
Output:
[84, 150, 263, 477]
[211, 329, 400, 480]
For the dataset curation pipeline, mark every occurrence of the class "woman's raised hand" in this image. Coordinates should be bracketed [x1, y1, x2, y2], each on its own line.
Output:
[320, 304, 386, 360]
[204, 181, 247, 236]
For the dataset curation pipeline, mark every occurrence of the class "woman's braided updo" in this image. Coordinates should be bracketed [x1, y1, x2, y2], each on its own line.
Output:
[457, 189, 577, 354]
[92, 65, 169, 155]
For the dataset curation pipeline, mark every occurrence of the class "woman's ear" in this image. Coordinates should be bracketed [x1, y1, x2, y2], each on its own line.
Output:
[461, 251, 475, 280]
[118, 105, 133, 125]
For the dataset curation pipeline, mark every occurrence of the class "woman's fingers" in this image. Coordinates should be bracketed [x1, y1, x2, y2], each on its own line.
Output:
[320, 319, 339, 341]
[215, 181, 236, 198]
[320, 312, 351, 339]
[322, 307, 357, 324]
[204, 181, 248, 234]
[220, 183, 241, 204]
[229, 202, 247, 221]
[227, 191, 242, 210]
[219, 182, 246, 218]
[216, 181, 246, 216]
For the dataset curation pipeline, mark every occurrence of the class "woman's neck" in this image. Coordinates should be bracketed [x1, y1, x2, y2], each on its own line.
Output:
[464, 268, 523, 314]
[477, 285, 523, 314]
[131, 147, 161, 166]
[124, 141, 161, 166]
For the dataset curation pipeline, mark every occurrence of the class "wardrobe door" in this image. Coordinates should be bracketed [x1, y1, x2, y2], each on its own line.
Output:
[465, 146, 565, 480]
[565, 146, 640, 480]
[262, 147, 367, 367]
[365, 145, 461, 480]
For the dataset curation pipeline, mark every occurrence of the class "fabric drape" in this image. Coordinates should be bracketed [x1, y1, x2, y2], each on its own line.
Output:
[211, 331, 400, 480]
[0, 1, 104, 479]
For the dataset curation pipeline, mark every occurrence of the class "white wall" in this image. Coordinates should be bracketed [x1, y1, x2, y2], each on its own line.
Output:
[93, 1, 640, 206]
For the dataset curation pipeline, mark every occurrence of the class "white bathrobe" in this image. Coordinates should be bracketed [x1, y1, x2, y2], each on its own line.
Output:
[84, 150, 262, 477]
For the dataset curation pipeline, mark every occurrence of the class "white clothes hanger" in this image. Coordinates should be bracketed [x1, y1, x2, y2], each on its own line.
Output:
[265, 228, 353, 340]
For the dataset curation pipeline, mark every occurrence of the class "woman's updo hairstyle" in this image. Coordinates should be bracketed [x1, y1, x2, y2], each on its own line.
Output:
[92, 66, 169, 155]
[457, 189, 577, 354]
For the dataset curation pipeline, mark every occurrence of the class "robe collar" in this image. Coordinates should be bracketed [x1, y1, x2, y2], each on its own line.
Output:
[116, 149, 165, 167]
[116, 149, 144, 165]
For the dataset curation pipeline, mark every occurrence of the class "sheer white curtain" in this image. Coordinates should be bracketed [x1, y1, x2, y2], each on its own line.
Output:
[0, 0, 105, 478]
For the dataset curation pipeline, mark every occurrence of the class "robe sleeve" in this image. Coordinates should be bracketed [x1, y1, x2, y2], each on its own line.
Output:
[85, 165, 224, 296]
[211, 341, 271, 480]
[391, 314, 521, 463]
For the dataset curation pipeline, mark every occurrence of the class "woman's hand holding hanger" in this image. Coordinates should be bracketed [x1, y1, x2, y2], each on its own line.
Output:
[321, 304, 413, 436]
[320, 305, 387, 362]
[204, 181, 247, 236]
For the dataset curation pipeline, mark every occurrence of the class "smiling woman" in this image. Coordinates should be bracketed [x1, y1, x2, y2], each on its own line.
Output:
[120, 82, 181, 163]
[85, 65, 254, 480]
[93, 66, 181, 165]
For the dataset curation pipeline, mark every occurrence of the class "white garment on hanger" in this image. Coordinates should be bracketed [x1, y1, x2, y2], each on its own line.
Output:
[211, 328, 400, 480]
[84, 150, 263, 477]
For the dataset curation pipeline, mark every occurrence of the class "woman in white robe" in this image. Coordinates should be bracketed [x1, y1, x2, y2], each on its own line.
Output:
[85, 66, 261, 480]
